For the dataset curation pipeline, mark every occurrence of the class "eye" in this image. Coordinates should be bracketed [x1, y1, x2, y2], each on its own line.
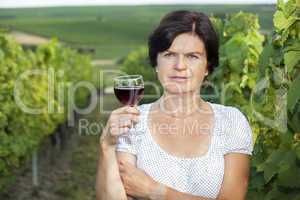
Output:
[164, 52, 175, 57]
[187, 54, 199, 59]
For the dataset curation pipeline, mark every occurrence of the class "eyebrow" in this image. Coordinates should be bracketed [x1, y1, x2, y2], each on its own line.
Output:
[166, 50, 205, 56]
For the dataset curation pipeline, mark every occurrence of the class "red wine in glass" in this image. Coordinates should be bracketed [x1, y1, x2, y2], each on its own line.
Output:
[113, 75, 144, 140]
[113, 75, 144, 106]
[114, 86, 144, 106]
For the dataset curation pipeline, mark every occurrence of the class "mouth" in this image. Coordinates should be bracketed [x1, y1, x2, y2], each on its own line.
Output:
[169, 76, 189, 82]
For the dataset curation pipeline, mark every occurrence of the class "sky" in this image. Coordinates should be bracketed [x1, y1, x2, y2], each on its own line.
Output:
[0, 0, 277, 8]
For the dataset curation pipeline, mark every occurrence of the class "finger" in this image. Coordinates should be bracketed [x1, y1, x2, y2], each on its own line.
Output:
[118, 119, 132, 128]
[131, 115, 140, 124]
[110, 126, 130, 136]
[120, 163, 135, 175]
[125, 106, 140, 115]
[119, 114, 139, 123]
[119, 166, 125, 173]
[118, 160, 124, 166]
[120, 171, 128, 182]
[114, 106, 140, 115]
[118, 162, 124, 170]
[120, 174, 124, 182]
[118, 162, 127, 172]
[112, 114, 139, 124]
[113, 114, 139, 127]
[122, 161, 134, 168]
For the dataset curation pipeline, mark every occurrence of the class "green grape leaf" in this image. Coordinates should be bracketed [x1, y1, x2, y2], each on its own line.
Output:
[250, 173, 265, 190]
[264, 149, 286, 183]
[283, 0, 297, 17]
[258, 41, 274, 78]
[274, 11, 289, 31]
[223, 34, 248, 73]
[277, 164, 300, 188]
[284, 50, 300, 73]
[279, 150, 297, 171]
[265, 184, 287, 200]
[264, 163, 279, 183]
[287, 75, 300, 111]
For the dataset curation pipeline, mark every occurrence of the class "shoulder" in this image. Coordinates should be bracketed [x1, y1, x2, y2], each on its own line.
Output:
[210, 103, 253, 155]
[210, 102, 244, 116]
[211, 103, 249, 126]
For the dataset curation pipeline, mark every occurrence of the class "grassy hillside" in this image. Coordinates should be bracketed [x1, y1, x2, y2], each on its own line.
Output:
[0, 5, 276, 59]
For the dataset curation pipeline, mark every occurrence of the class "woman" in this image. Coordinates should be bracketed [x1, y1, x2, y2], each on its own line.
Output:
[96, 10, 253, 200]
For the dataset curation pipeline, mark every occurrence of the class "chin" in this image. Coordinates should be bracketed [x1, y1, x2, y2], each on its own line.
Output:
[165, 86, 194, 94]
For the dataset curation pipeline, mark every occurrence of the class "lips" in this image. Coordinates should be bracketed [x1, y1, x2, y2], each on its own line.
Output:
[169, 76, 188, 79]
[169, 76, 189, 82]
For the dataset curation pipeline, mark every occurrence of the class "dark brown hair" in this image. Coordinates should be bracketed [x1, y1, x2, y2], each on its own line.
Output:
[148, 10, 219, 73]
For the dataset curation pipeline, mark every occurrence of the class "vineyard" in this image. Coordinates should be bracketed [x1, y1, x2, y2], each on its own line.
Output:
[0, 0, 299, 199]
[0, 33, 94, 192]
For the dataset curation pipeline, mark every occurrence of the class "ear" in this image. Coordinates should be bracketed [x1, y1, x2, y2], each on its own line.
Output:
[204, 67, 209, 76]
[206, 62, 211, 75]
[154, 67, 159, 80]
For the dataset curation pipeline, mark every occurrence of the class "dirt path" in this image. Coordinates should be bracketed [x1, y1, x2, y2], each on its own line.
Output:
[9, 31, 116, 68]
[10, 31, 51, 46]
[91, 59, 115, 66]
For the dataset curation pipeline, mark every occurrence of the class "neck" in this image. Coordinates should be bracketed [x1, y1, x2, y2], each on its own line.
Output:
[157, 91, 205, 118]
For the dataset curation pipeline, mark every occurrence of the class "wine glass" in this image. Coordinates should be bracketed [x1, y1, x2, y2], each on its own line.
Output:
[113, 75, 144, 141]
[113, 75, 144, 106]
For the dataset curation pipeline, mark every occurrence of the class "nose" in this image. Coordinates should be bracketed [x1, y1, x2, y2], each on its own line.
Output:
[174, 54, 187, 71]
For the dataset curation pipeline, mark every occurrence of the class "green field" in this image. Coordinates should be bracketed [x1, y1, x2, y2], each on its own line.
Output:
[0, 5, 276, 60]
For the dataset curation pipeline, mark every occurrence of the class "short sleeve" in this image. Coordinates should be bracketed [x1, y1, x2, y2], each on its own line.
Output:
[223, 107, 253, 155]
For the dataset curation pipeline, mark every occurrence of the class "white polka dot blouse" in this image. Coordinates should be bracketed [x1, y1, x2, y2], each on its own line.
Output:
[116, 102, 253, 199]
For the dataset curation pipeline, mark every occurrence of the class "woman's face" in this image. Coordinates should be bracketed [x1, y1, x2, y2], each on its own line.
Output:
[156, 32, 208, 95]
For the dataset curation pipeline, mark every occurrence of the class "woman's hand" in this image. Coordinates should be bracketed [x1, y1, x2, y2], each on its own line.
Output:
[118, 160, 166, 200]
[100, 105, 140, 148]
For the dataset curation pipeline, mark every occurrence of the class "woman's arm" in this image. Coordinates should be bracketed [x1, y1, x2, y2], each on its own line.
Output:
[217, 153, 250, 200]
[118, 145, 251, 200]
[116, 151, 137, 200]
[95, 105, 140, 200]
[95, 142, 128, 200]
[160, 186, 214, 200]
[147, 153, 250, 200]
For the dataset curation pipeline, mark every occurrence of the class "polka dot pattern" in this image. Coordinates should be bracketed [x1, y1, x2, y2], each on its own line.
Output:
[116, 102, 253, 199]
